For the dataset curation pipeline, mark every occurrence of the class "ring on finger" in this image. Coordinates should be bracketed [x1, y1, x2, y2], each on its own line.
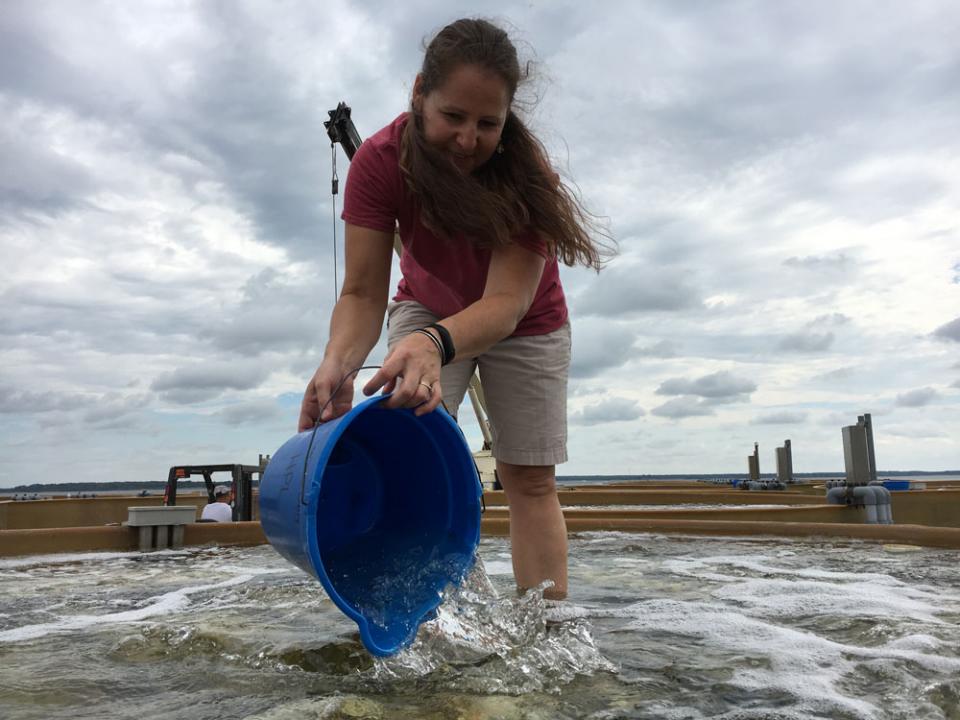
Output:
[418, 381, 434, 392]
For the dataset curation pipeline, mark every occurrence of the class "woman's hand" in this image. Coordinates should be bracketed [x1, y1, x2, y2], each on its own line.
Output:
[362, 330, 443, 416]
[298, 358, 356, 432]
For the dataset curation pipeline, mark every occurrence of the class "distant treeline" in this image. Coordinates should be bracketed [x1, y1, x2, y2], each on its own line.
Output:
[558, 471, 958, 483]
[5, 480, 260, 493]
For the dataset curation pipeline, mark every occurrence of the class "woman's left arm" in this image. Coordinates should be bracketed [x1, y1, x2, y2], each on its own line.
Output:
[362, 241, 546, 409]
[437, 240, 546, 357]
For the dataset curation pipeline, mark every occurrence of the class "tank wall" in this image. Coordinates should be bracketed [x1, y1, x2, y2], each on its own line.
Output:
[0, 494, 260, 530]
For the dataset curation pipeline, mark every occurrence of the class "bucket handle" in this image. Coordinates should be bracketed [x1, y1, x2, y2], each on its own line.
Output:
[300, 365, 381, 506]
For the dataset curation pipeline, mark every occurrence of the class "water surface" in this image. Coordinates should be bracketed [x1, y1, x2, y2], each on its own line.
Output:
[1, 533, 959, 719]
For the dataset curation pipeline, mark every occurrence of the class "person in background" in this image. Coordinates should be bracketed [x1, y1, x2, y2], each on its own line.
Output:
[299, 18, 610, 600]
[200, 485, 234, 523]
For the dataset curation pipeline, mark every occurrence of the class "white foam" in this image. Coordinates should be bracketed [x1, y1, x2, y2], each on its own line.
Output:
[482, 560, 514, 576]
[662, 554, 960, 612]
[212, 564, 287, 577]
[885, 632, 948, 653]
[711, 576, 950, 624]
[0, 549, 190, 570]
[663, 554, 911, 586]
[0, 573, 256, 643]
[573, 530, 780, 545]
[543, 601, 593, 623]
[624, 598, 960, 716]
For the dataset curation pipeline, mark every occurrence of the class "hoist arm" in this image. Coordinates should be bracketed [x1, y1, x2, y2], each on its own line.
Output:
[324, 102, 362, 160]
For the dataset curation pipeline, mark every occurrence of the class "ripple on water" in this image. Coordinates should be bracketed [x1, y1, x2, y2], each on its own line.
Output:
[1, 537, 959, 720]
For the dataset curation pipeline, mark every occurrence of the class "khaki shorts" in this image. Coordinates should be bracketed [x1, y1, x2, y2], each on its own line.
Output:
[386, 301, 570, 467]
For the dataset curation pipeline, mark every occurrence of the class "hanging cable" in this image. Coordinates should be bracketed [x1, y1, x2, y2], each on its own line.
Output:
[331, 142, 340, 303]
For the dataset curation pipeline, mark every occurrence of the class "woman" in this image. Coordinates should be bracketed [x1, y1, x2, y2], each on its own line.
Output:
[299, 18, 608, 601]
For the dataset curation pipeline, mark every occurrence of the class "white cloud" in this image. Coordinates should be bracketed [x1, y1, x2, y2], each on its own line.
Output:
[575, 263, 702, 317]
[217, 399, 283, 426]
[656, 371, 757, 400]
[81, 393, 152, 427]
[783, 253, 854, 272]
[934, 317, 960, 343]
[636, 340, 679, 358]
[2, 1, 960, 483]
[569, 319, 638, 379]
[151, 362, 272, 404]
[651, 397, 715, 419]
[811, 366, 856, 383]
[753, 411, 808, 425]
[894, 387, 939, 408]
[0, 385, 89, 415]
[778, 331, 835, 353]
[570, 397, 645, 426]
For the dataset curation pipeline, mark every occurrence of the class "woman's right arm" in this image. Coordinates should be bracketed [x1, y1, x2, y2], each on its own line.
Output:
[297, 223, 395, 431]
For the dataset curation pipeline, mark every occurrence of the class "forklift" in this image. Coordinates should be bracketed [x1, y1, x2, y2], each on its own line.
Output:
[162, 455, 269, 521]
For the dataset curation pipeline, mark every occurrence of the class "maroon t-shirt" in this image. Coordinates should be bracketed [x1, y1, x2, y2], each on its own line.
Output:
[341, 113, 568, 336]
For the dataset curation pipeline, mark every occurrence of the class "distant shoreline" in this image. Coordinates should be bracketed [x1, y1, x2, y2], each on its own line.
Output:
[1, 480, 224, 494]
[3, 470, 959, 494]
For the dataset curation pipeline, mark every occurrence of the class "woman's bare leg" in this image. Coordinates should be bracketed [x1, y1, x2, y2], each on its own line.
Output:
[496, 461, 568, 600]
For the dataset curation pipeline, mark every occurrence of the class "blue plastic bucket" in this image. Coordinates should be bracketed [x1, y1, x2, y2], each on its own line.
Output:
[259, 395, 482, 656]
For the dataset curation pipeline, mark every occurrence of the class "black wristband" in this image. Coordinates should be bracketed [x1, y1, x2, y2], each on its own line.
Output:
[426, 323, 455, 366]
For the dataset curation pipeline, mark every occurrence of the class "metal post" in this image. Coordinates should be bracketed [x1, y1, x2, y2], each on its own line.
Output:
[467, 373, 494, 448]
[164, 466, 178, 506]
[748, 442, 760, 481]
[237, 468, 252, 521]
[863, 414, 878, 484]
[785, 439, 793, 482]
[231, 466, 249, 522]
[138, 526, 153, 552]
[842, 424, 870, 485]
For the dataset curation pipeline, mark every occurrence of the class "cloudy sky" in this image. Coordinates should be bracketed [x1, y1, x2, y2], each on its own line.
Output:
[2, 0, 958, 487]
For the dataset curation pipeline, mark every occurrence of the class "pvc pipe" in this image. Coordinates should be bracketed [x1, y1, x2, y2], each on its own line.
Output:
[852, 486, 878, 524]
[826, 487, 847, 505]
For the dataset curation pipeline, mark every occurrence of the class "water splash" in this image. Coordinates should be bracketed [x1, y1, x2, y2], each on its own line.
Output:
[367, 557, 617, 695]
[336, 534, 471, 651]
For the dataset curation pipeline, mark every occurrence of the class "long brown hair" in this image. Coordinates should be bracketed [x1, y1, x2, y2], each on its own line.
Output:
[400, 18, 613, 270]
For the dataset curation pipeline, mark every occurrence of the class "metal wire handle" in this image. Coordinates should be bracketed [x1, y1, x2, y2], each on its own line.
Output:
[299, 365, 381, 506]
